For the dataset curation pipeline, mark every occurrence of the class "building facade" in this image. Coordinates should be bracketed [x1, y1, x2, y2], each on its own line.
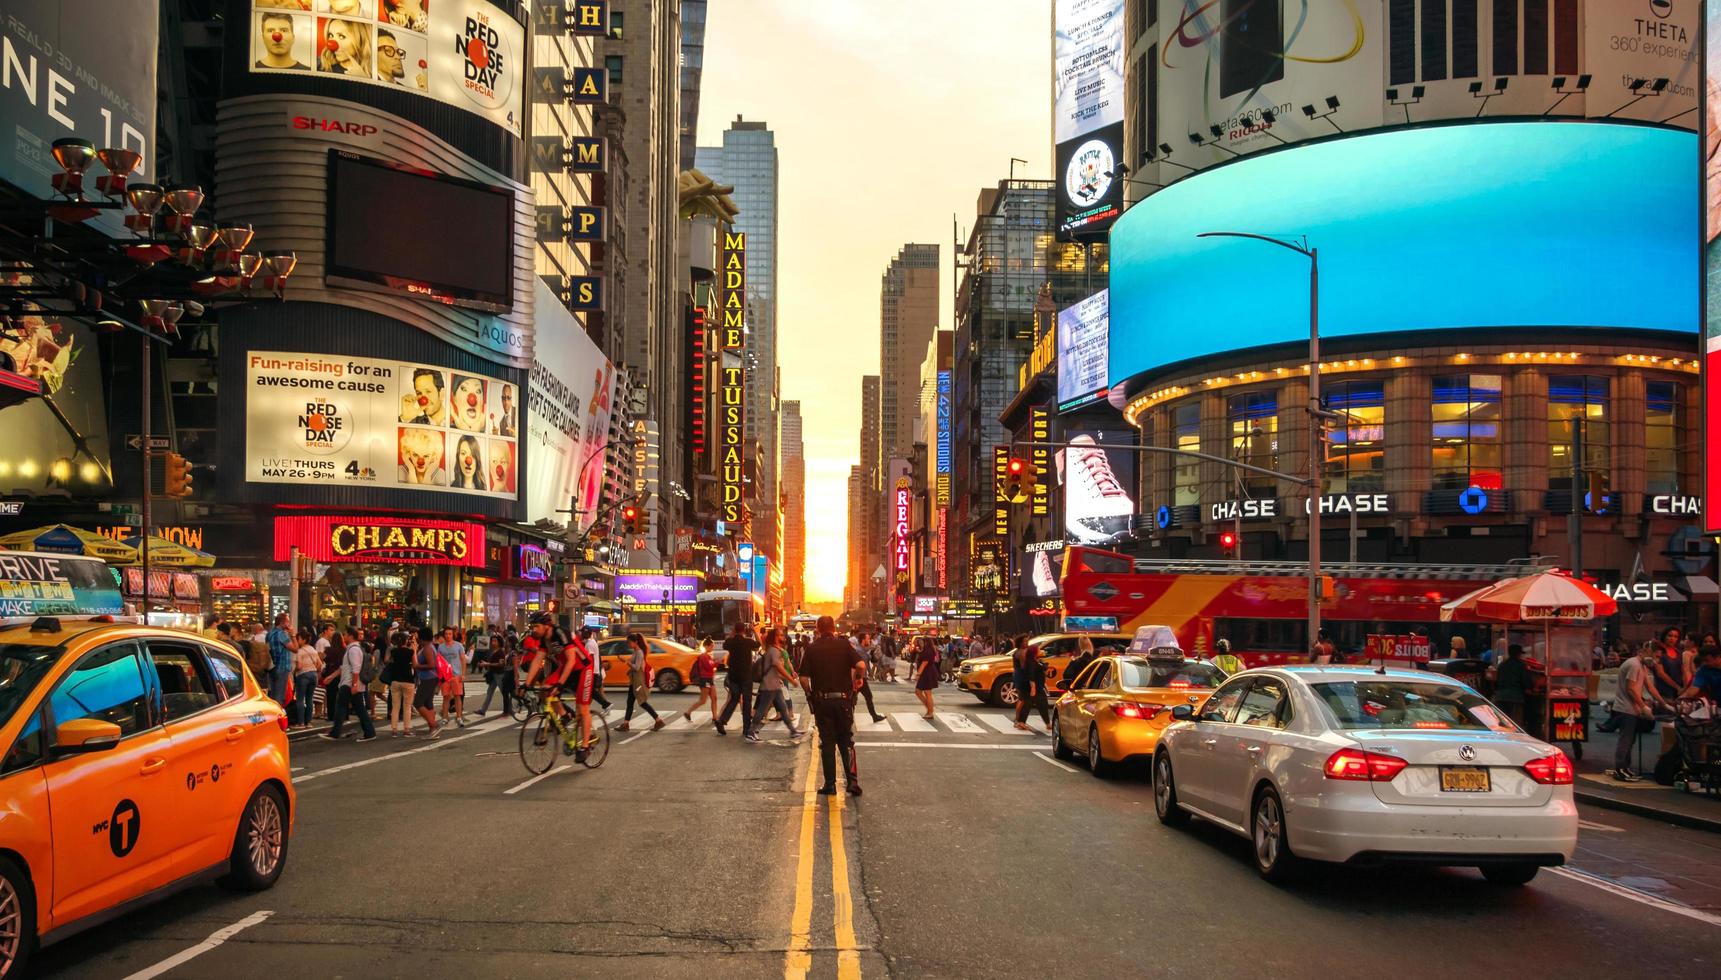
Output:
[781, 400, 806, 616]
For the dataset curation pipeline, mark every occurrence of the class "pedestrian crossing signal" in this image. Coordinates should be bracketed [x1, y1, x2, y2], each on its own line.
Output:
[1219, 530, 1238, 555]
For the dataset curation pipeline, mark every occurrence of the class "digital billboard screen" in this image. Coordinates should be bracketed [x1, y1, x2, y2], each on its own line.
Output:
[1110, 122, 1697, 388]
[1057, 288, 1109, 410]
[1707, 0, 1721, 534]
[1058, 429, 1137, 547]
[1054, 0, 1125, 239]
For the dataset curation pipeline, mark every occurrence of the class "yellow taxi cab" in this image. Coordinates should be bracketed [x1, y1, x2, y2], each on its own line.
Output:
[596, 635, 702, 693]
[1050, 626, 1226, 777]
[0, 617, 294, 978]
[956, 632, 1131, 707]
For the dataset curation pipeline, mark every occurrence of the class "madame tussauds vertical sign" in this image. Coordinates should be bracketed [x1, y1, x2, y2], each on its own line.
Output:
[719, 231, 746, 525]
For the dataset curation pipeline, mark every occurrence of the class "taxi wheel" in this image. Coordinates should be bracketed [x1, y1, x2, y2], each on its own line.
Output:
[1252, 786, 1301, 883]
[991, 678, 1019, 708]
[655, 669, 684, 693]
[0, 855, 35, 980]
[1087, 725, 1113, 778]
[1051, 720, 1074, 760]
[221, 785, 289, 892]
[1154, 752, 1189, 827]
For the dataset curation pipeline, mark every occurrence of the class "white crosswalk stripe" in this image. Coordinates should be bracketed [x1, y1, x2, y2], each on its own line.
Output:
[977, 713, 1033, 735]
[854, 714, 893, 733]
[937, 713, 982, 733]
[891, 712, 936, 733]
[615, 707, 1035, 738]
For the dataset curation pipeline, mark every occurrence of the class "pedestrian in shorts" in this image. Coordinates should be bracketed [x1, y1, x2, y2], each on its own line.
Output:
[411, 626, 443, 738]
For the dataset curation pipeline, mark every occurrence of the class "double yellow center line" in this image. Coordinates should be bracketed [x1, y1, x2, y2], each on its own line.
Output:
[784, 731, 861, 979]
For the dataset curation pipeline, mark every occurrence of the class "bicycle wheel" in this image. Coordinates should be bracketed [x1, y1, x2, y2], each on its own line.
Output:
[581, 710, 611, 769]
[509, 688, 536, 722]
[518, 712, 557, 775]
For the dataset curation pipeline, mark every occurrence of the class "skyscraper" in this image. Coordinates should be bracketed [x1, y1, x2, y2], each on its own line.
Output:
[780, 400, 806, 615]
[697, 119, 781, 583]
[881, 244, 941, 461]
[679, 1, 708, 172]
[858, 375, 882, 618]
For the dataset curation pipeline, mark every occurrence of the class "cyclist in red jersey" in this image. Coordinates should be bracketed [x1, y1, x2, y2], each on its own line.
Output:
[523, 613, 592, 760]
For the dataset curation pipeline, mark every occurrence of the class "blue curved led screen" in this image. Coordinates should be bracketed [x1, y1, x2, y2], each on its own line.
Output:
[1108, 122, 1697, 387]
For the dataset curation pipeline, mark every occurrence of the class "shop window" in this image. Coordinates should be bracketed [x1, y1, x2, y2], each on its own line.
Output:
[1547, 375, 1610, 493]
[1431, 374, 1502, 491]
[1228, 391, 1278, 494]
[1173, 401, 1200, 507]
[1324, 381, 1385, 494]
[1645, 381, 1680, 495]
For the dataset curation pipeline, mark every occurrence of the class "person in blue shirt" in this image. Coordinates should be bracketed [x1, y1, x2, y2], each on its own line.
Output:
[265, 613, 294, 706]
[1679, 645, 1721, 703]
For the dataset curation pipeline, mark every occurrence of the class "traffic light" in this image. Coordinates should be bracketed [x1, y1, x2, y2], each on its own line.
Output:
[1219, 530, 1238, 556]
[163, 453, 192, 498]
[620, 503, 640, 532]
[1006, 457, 1033, 504]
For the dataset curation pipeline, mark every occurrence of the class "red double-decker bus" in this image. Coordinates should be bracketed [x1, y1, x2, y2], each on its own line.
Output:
[1060, 546, 1541, 667]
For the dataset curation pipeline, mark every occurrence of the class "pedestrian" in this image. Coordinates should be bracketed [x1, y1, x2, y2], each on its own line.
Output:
[317, 625, 341, 720]
[1211, 638, 1245, 676]
[1492, 644, 1529, 726]
[751, 627, 805, 740]
[1064, 636, 1098, 692]
[913, 635, 940, 719]
[321, 627, 377, 742]
[435, 626, 468, 727]
[1649, 626, 1691, 702]
[1012, 634, 1051, 732]
[617, 632, 666, 732]
[290, 628, 319, 728]
[1679, 645, 1721, 702]
[411, 626, 443, 738]
[717, 622, 758, 736]
[684, 638, 720, 723]
[383, 630, 416, 736]
[799, 615, 866, 796]
[1311, 631, 1336, 664]
[880, 632, 899, 683]
[1610, 641, 1671, 781]
[577, 626, 613, 714]
[475, 630, 517, 718]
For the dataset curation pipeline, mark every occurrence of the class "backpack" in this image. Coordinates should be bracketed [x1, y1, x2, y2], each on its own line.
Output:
[246, 639, 272, 675]
[358, 646, 379, 686]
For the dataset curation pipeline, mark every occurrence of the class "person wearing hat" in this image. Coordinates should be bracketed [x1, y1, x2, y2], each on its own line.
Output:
[1213, 638, 1245, 676]
[798, 616, 867, 796]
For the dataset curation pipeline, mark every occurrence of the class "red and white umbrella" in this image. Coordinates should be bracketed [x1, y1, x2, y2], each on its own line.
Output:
[1438, 571, 1616, 624]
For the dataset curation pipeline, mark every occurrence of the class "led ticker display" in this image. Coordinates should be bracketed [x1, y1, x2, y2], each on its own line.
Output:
[719, 232, 747, 525]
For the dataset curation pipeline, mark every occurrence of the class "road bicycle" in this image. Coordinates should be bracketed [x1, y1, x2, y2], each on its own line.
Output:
[518, 688, 610, 774]
[508, 681, 541, 722]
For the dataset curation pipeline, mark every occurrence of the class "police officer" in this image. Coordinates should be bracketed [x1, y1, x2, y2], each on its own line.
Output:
[1213, 638, 1245, 676]
[799, 615, 868, 796]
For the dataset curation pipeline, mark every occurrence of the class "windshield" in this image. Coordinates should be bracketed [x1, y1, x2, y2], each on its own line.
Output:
[0, 643, 64, 730]
[1314, 680, 1515, 733]
[1119, 658, 1225, 690]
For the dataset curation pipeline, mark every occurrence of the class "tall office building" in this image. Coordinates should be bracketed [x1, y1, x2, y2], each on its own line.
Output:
[857, 375, 883, 618]
[696, 119, 781, 580]
[881, 244, 941, 460]
[603, 1, 685, 560]
[780, 400, 806, 615]
[846, 464, 864, 614]
[679, 1, 708, 172]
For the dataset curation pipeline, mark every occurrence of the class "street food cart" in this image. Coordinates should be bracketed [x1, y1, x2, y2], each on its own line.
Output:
[1441, 571, 1616, 755]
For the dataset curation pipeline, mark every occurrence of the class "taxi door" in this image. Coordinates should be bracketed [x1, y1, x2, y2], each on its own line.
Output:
[144, 636, 246, 870]
[1061, 659, 1114, 753]
[40, 640, 182, 929]
[599, 639, 630, 688]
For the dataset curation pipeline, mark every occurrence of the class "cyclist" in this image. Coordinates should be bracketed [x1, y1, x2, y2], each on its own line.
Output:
[522, 613, 592, 762]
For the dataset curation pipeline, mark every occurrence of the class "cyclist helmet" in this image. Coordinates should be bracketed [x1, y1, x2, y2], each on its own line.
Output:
[529, 612, 554, 626]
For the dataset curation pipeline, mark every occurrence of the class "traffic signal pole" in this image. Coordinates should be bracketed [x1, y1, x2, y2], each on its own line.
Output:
[139, 334, 151, 617]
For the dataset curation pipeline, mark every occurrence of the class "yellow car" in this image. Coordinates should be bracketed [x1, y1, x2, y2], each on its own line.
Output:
[0, 618, 294, 978]
[956, 633, 1131, 706]
[1050, 654, 1225, 777]
[596, 636, 702, 692]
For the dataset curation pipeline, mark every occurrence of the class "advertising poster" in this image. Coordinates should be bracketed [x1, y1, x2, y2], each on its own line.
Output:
[1020, 541, 1065, 599]
[245, 350, 520, 500]
[936, 370, 952, 506]
[525, 281, 614, 527]
[614, 570, 699, 610]
[0, 300, 114, 497]
[1057, 429, 1137, 546]
[1057, 121, 1125, 237]
[1056, 288, 1109, 409]
[247, 0, 524, 136]
[1, 1, 157, 235]
[1054, 0, 1125, 238]
[1708, 0, 1721, 534]
[1584, 1, 1699, 127]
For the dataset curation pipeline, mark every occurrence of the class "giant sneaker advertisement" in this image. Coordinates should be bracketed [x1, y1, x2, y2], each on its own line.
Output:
[245, 350, 520, 500]
[1057, 429, 1137, 546]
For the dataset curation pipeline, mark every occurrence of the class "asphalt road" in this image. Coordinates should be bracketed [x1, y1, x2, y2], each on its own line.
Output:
[29, 682, 1721, 979]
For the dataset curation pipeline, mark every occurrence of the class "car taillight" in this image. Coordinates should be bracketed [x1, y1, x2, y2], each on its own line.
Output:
[1523, 751, 1574, 785]
[277, 714, 290, 733]
[1168, 680, 1190, 689]
[1324, 747, 1408, 781]
[1113, 702, 1163, 721]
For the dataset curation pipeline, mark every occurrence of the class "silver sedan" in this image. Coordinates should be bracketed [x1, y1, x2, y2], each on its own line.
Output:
[1152, 666, 1578, 885]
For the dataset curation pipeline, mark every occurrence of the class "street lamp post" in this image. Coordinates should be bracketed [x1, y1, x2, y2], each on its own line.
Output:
[1197, 231, 1322, 650]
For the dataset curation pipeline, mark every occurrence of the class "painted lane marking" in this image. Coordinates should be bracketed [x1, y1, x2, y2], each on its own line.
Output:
[937, 713, 983, 733]
[829, 787, 861, 979]
[1036, 752, 1079, 773]
[784, 734, 820, 980]
[1550, 867, 1721, 928]
[1577, 819, 1624, 833]
[293, 717, 513, 784]
[120, 909, 274, 980]
[890, 712, 935, 733]
[852, 742, 1045, 750]
[504, 765, 573, 796]
[976, 713, 1033, 735]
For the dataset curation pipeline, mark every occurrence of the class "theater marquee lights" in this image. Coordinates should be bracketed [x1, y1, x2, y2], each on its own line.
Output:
[893, 477, 912, 577]
[719, 232, 746, 525]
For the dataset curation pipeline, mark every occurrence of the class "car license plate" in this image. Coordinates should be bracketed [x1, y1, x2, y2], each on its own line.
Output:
[1439, 767, 1491, 793]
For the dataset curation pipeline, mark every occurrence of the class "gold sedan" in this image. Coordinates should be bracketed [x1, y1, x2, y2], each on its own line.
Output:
[1051, 655, 1226, 777]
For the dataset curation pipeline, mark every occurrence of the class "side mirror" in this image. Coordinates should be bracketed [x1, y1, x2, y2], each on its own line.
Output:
[54, 718, 123, 755]
[1170, 704, 1193, 721]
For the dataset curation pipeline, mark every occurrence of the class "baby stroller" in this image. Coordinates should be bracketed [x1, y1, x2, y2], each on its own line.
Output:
[1668, 699, 1721, 796]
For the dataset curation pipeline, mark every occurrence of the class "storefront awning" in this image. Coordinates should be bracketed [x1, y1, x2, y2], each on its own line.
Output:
[1676, 575, 1719, 599]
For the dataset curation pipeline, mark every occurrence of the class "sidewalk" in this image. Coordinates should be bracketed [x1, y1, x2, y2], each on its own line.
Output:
[1573, 715, 1721, 834]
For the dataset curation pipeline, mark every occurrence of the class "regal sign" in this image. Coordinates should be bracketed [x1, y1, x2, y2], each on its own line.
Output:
[718, 232, 747, 524]
[273, 515, 484, 568]
[893, 478, 913, 574]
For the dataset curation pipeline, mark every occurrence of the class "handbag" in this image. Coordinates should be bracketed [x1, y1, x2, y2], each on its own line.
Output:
[435, 653, 452, 683]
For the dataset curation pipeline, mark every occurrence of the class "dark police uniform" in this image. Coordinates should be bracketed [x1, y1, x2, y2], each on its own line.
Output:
[801, 634, 865, 791]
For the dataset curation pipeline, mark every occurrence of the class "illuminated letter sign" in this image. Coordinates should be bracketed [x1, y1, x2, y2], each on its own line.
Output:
[994, 446, 1010, 537]
[718, 233, 747, 523]
[273, 516, 483, 567]
[936, 370, 952, 506]
[1030, 407, 1050, 517]
[893, 478, 912, 573]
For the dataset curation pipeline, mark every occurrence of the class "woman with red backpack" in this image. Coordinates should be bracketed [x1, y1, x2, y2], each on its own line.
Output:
[683, 638, 720, 724]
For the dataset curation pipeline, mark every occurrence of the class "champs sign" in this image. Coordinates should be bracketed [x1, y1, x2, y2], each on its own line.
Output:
[273, 515, 485, 568]
[718, 232, 747, 524]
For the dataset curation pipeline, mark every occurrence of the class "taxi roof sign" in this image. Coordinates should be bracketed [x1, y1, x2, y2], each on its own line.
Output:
[1127, 625, 1182, 659]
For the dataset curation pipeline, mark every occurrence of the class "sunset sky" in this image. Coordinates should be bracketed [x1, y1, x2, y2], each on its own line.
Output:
[698, 0, 1052, 602]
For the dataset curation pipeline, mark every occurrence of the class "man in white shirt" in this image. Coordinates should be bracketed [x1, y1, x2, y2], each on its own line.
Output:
[435, 627, 468, 728]
[322, 627, 376, 741]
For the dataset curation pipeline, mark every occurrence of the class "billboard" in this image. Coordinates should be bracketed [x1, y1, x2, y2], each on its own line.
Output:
[1058, 429, 1137, 546]
[0, 306, 113, 497]
[1056, 288, 1109, 409]
[526, 280, 614, 527]
[0, 1, 157, 234]
[1110, 122, 1697, 387]
[246, 0, 525, 136]
[614, 570, 700, 610]
[935, 370, 952, 506]
[1054, 0, 1126, 238]
[273, 514, 485, 567]
[1709, 0, 1721, 534]
[1151, 0, 1697, 174]
[245, 350, 520, 501]
[1020, 540, 1065, 599]
[718, 232, 747, 525]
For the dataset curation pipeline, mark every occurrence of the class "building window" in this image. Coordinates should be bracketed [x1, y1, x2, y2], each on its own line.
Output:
[609, 11, 623, 38]
[1228, 391, 1278, 495]
[605, 55, 623, 84]
[1547, 375, 1610, 493]
[1173, 401, 1200, 507]
[1645, 380, 1680, 495]
[1325, 381, 1385, 494]
[1432, 374, 1502, 491]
